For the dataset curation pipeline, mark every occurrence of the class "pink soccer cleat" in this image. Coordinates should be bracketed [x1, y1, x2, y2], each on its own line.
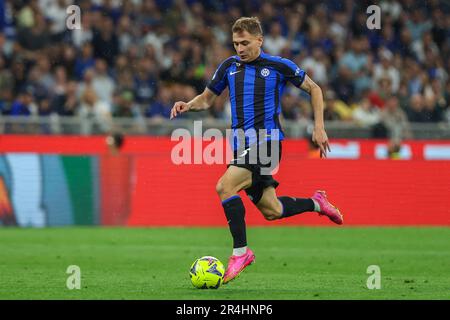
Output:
[311, 190, 344, 225]
[223, 248, 255, 284]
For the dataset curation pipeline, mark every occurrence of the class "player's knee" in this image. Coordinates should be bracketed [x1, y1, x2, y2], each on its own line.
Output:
[216, 179, 233, 199]
[215, 180, 225, 195]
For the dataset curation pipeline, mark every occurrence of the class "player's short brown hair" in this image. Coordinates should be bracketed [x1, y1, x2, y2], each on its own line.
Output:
[232, 17, 263, 36]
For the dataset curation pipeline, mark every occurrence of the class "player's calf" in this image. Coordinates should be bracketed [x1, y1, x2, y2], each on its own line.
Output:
[258, 205, 282, 221]
[277, 196, 315, 218]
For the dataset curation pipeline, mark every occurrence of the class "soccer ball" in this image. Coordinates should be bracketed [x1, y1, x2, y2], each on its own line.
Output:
[189, 256, 225, 289]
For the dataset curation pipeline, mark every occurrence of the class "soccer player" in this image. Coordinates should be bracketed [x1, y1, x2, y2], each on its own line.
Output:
[170, 17, 343, 284]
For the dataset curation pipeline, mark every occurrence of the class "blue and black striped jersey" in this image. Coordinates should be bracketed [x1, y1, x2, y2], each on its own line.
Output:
[207, 50, 306, 148]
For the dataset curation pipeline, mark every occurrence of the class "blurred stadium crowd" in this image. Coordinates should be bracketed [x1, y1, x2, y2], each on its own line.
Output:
[0, 0, 449, 138]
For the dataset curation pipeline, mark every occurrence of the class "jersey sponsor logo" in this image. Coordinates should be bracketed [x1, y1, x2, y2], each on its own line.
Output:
[260, 68, 270, 77]
[229, 70, 242, 76]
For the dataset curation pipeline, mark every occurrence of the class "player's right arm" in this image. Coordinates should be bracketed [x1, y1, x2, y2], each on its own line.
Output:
[170, 88, 217, 119]
[277, 56, 331, 158]
[299, 75, 331, 158]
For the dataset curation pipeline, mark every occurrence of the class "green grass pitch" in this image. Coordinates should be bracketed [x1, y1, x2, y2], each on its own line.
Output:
[0, 227, 449, 299]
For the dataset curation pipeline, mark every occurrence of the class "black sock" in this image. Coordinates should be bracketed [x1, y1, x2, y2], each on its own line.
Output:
[222, 195, 247, 248]
[278, 196, 315, 218]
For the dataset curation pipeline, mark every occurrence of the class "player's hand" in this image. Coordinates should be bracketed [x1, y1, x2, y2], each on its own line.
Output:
[170, 101, 190, 119]
[312, 127, 331, 158]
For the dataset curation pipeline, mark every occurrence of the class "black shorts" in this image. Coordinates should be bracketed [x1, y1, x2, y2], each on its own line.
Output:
[228, 140, 282, 204]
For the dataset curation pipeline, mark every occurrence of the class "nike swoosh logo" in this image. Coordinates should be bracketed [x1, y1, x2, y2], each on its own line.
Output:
[231, 148, 251, 162]
[229, 70, 242, 76]
[230, 255, 250, 274]
[238, 148, 250, 158]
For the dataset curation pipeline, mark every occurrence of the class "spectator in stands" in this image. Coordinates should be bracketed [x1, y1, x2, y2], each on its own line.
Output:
[208, 94, 230, 121]
[406, 60, 428, 95]
[0, 0, 448, 137]
[406, 94, 428, 122]
[10, 87, 37, 116]
[281, 93, 300, 121]
[378, 22, 400, 53]
[71, 8, 93, 48]
[0, 89, 13, 115]
[92, 15, 119, 67]
[77, 67, 94, 101]
[0, 32, 11, 63]
[323, 90, 353, 121]
[369, 76, 394, 109]
[422, 95, 443, 123]
[78, 87, 112, 133]
[116, 14, 136, 54]
[92, 58, 115, 105]
[133, 57, 158, 107]
[145, 85, 172, 121]
[373, 48, 400, 93]
[59, 44, 77, 79]
[10, 59, 28, 96]
[427, 79, 448, 114]
[263, 21, 288, 56]
[397, 81, 410, 111]
[352, 97, 381, 127]
[301, 47, 328, 86]
[51, 80, 79, 116]
[0, 55, 13, 96]
[113, 90, 142, 119]
[332, 62, 355, 104]
[406, 7, 432, 42]
[74, 43, 96, 80]
[38, 98, 52, 116]
[52, 65, 68, 99]
[286, 6, 307, 55]
[25, 65, 49, 103]
[35, 55, 54, 94]
[17, 12, 50, 51]
[380, 95, 412, 140]
[42, 0, 68, 42]
[339, 37, 370, 94]
[411, 31, 440, 64]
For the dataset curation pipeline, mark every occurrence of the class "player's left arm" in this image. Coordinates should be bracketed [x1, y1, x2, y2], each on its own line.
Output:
[299, 75, 331, 158]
